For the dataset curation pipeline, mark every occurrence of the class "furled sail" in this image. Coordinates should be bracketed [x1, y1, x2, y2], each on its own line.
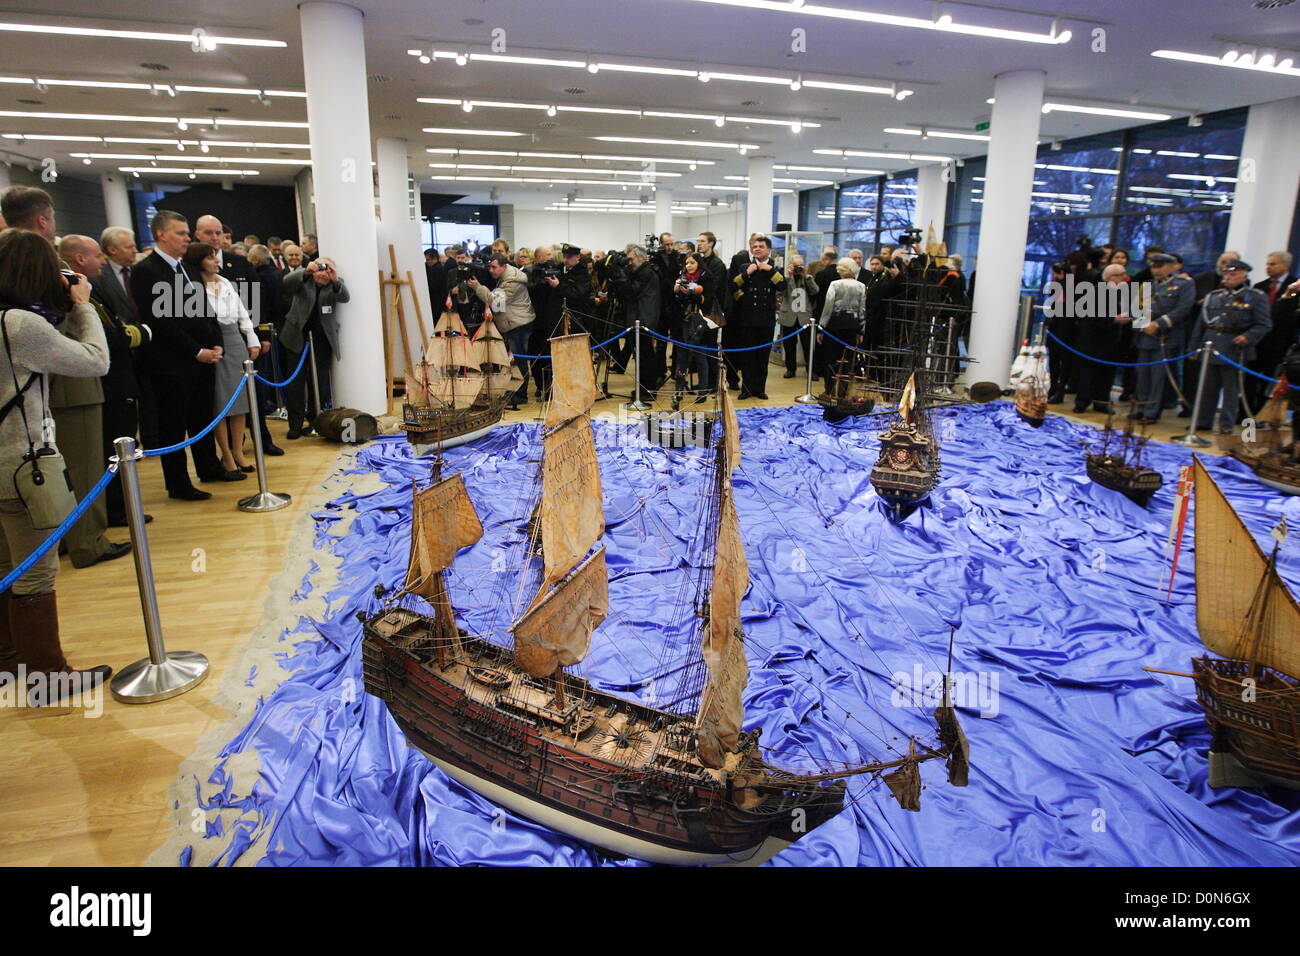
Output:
[472, 319, 514, 369]
[512, 331, 606, 677]
[404, 474, 484, 601]
[405, 362, 432, 406]
[696, 387, 750, 769]
[1193, 456, 1300, 676]
[513, 547, 608, 678]
[898, 372, 917, 426]
[545, 333, 596, 428]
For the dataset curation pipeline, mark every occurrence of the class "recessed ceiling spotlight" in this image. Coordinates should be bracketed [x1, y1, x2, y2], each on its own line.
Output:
[546, 105, 557, 116]
[461, 100, 473, 112]
[455, 53, 468, 66]
[698, 72, 710, 83]
[587, 63, 599, 74]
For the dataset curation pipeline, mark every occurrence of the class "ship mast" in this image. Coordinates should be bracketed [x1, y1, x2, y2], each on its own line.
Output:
[510, 331, 608, 707]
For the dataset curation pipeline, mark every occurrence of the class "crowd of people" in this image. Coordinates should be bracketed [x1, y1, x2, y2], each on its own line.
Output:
[1043, 238, 1300, 432]
[424, 231, 969, 407]
[0, 184, 340, 702]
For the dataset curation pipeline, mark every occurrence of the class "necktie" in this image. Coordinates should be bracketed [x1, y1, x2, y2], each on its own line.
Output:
[1270, 279, 1279, 304]
[121, 265, 136, 314]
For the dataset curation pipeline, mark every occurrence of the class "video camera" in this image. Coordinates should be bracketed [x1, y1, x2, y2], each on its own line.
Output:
[896, 227, 923, 248]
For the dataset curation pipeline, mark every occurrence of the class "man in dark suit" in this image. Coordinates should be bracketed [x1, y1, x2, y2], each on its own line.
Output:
[194, 215, 282, 456]
[300, 234, 319, 264]
[96, 226, 162, 449]
[130, 210, 228, 500]
[1247, 251, 1299, 414]
[727, 234, 786, 400]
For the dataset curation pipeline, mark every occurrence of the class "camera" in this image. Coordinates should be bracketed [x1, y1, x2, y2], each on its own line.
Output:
[532, 260, 560, 281]
[60, 267, 80, 286]
[896, 228, 923, 247]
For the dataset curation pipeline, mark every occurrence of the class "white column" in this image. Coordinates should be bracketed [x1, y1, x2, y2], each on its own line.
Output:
[299, 2, 384, 413]
[375, 137, 433, 372]
[745, 155, 774, 237]
[913, 164, 947, 244]
[654, 187, 674, 237]
[968, 69, 1045, 385]
[100, 172, 132, 228]
[1225, 95, 1300, 275]
[293, 167, 315, 239]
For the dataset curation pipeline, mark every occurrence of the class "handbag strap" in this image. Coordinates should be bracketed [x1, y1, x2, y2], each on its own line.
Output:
[0, 309, 44, 458]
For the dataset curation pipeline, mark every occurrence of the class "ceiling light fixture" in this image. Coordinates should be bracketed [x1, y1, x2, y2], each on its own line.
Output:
[0, 21, 285, 47]
[1153, 48, 1300, 77]
[594, 135, 760, 150]
[422, 127, 526, 136]
[1042, 102, 1172, 120]
[884, 126, 989, 141]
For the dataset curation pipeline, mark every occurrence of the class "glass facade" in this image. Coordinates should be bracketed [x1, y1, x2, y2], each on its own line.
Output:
[797, 170, 918, 254]
[941, 108, 1248, 292]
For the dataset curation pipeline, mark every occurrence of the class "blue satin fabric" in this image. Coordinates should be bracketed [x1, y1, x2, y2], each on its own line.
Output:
[188, 403, 1300, 866]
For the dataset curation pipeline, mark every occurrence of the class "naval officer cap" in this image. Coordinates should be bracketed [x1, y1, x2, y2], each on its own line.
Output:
[1221, 258, 1252, 272]
[1148, 252, 1178, 264]
[561, 243, 582, 258]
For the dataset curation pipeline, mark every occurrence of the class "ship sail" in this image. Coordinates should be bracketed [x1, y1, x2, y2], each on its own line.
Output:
[404, 474, 484, 601]
[429, 311, 472, 369]
[898, 372, 917, 426]
[1193, 456, 1300, 675]
[512, 332, 607, 679]
[696, 386, 751, 769]
[472, 319, 514, 369]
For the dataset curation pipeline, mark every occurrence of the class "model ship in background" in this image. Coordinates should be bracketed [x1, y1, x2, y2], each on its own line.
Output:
[362, 330, 970, 865]
[1176, 457, 1300, 788]
[401, 308, 521, 453]
[1230, 377, 1300, 495]
[1010, 337, 1049, 428]
[818, 351, 880, 423]
[870, 371, 942, 519]
[1085, 409, 1163, 506]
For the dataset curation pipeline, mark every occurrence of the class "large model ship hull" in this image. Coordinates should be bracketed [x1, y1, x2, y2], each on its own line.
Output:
[1014, 397, 1047, 427]
[1085, 454, 1162, 506]
[1192, 656, 1300, 789]
[1230, 447, 1300, 496]
[361, 608, 845, 865]
[401, 399, 507, 452]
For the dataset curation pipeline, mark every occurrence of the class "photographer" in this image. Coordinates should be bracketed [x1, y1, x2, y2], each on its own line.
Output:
[611, 244, 661, 404]
[0, 228, 112, 700]
[530, 244, 590, 398]
[471, 254, 534, 409]
[671, 253, 714, 402]
[777, 254, 820, 379]
[281, 258, 349, 439]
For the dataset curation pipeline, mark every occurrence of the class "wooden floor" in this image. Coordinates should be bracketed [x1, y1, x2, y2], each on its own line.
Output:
[0, 357, 1226, 867]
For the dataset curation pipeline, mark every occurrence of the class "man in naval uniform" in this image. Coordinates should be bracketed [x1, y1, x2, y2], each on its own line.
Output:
[1188, 259, 1271, 434]
[1132, 252, 1195, 424]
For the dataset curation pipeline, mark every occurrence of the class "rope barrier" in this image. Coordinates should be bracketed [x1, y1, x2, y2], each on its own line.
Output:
[255, 342, 311, 388]
[511, 327, 632, 361]
[817, 327, 914, 355]
[0, 465, 115, 593]
[1211, 349, 1300, 392]
[1044, 329, 1202, 367]
[643, 324, 803, 353]
[142, 380, 246, 457]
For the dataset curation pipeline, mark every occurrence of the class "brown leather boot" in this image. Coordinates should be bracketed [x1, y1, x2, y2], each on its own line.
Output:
[9, 591, 111, 706]
[0, 592, 16, 680]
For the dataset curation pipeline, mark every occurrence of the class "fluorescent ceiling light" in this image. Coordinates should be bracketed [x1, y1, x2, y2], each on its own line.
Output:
[884, 127, 990, 142]
[3, 134, 307, 148]
[1035, 162, 1118, 175]
[803, 79, 893, 95]
[429, 163, 680, 177]
[430, 174, 656, 187]
[0, 110, 306, 128]
[1204, 154, 1239, 161]
[1042, 102, 1172, 121]
[470, 53, 585, 68]
[422, 127, 526, 136]
[556, 106, 643, 116]
[72, 152, 305, 165]
[0, 21, 284, 47]
[1167, 173, 1237, 183]
[814, 148, 952, 162]
[694, 184, 796, 194]
[117, 166, 261, 175]
[594, 136, 759, 149]
[588, 62, 698, 77]
[1151, 49, 1300, 78]
[424, 147, 715, 166]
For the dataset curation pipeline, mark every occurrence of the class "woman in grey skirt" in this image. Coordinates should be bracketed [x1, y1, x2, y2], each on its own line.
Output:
[183, 242, 261, 474]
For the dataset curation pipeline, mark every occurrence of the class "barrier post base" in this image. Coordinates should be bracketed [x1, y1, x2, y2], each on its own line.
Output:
[794, 392, 820, 405]
[238, 490, 292, 513]
[111, 650, 209, 704]
[1170, 433, 1212, 447]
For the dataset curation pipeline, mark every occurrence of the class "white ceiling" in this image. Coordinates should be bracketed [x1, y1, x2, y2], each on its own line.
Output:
[0, 0, 1297, 210]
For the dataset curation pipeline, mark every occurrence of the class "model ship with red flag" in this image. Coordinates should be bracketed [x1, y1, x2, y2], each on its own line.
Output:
[361, 326, 970, 864]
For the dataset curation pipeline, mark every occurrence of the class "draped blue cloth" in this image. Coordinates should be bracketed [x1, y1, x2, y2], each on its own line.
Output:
[188, 402, 1300, 866]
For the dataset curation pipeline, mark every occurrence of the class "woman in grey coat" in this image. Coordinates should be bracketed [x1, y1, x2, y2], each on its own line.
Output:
[777, 254, 820, 378]
[0, 229, 112, 701]
[817, 258, 867, 392]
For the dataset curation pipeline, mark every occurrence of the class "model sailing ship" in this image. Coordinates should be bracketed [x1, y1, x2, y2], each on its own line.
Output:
[870, 371, 941, 519]
[1230, 377, 1300, 495]
[1085, 409, 1163, 506]
[818, 351, 879, 423]
[1010, 337, 1049, 427]
[361, 328, 970, 865]
[1178, 457, 1300, 788]
[401, 308, 521, 453]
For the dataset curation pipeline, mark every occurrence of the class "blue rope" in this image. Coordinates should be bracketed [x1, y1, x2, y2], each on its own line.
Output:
[644, 324, 803, 353]
[1212, 349, 1300, 391]
[143, 377, 246, 457]
[816, 327, 913, 354]
[512, 327, 631, 361]
[1044, 329, 1203, 367]
[255, 342, 311, 388]
[0, 465, 116, 593]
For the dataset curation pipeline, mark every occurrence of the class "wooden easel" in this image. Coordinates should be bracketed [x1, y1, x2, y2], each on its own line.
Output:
[378, 244, 430, 414]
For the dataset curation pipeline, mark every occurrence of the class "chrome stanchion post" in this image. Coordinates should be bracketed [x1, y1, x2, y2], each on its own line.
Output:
[796, 318, 820, 404]
[108, 436, 209, 704]
[307, 330, 323, 430]
[629, 317, 650, 412]
[238, 359, 292, 513]
[1172, 340, 1213, 447]
[269, 326, 287, 417]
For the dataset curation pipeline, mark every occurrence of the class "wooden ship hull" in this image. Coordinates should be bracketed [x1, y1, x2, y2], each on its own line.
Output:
[1230, 447, 1300, 496]
[1085, 453, 1162, 506]
[1192, 656, 1300, 789]
[400, 398, 508, 452]
[1014, 396, 1047, 428]
[870, 423, 940, 516]
[361, 608, 846, 865]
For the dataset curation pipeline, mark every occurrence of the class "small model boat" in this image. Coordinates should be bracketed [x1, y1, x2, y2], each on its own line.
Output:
[362, 331, 969, 864]
[1183, 457, 1300, 788]
[819, 351, 880, 423]
[1230, 377, 1300, 495]
[1011, 338, 1049, 427]
[1085, 410, 1163, 506]
[870, 372, 941, 518]
[401, 309, 520, 452]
